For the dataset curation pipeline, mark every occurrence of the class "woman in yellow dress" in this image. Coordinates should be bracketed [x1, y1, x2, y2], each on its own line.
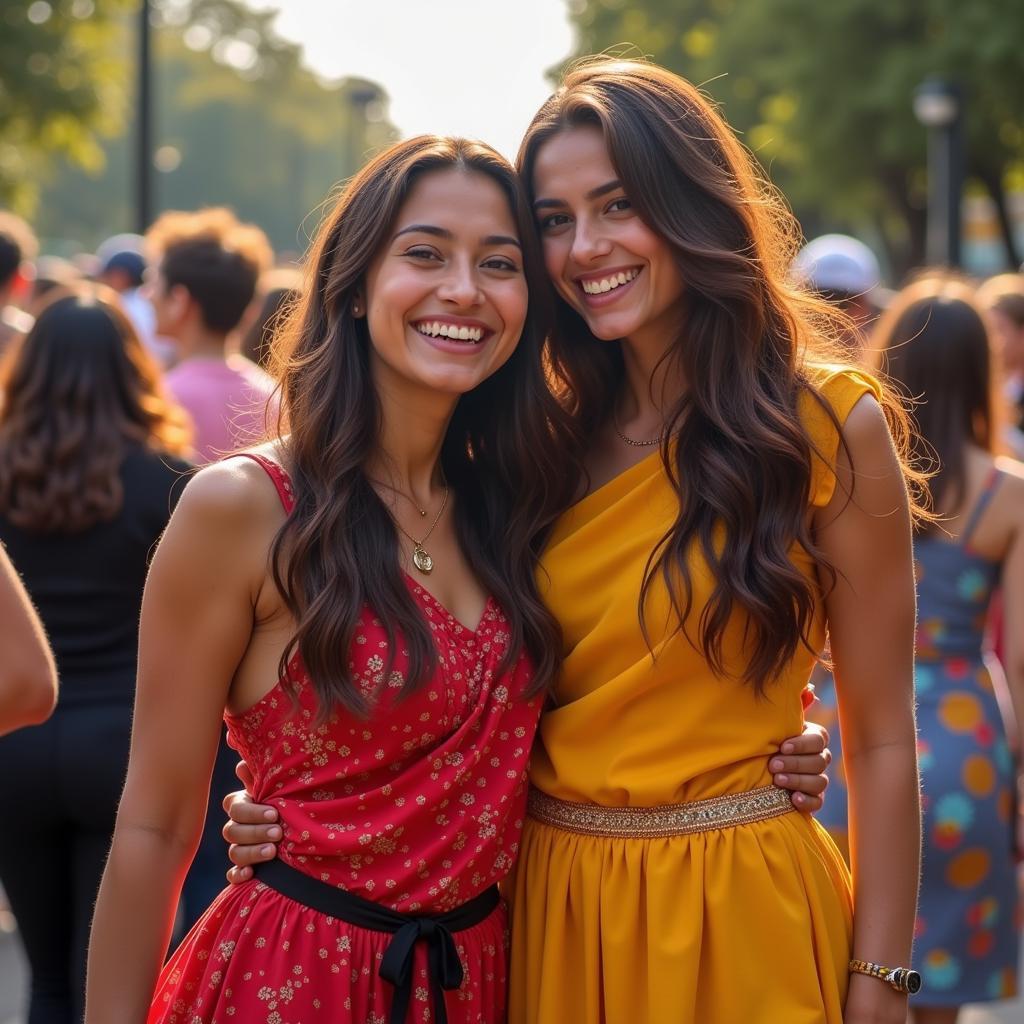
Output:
[219, 60, 922, 1023]
[507, 59, 925, 1024]
[501, 59, 923, 1024]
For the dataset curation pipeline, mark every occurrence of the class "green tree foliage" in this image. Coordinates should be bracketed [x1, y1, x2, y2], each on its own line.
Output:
[28, 0, 396, 253]
[566, 0, 1024, 270]
[0, 0, 136, 211]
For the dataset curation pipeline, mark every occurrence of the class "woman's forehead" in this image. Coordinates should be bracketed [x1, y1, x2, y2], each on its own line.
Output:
[397, 167, 519, 237]
[531, 126, 615, 196]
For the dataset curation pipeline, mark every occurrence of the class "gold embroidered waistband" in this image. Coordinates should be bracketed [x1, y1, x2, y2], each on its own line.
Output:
[526, 784, 795, 838]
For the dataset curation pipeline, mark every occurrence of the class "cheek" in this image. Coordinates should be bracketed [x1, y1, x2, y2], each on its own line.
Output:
[542, 237, 570, 289]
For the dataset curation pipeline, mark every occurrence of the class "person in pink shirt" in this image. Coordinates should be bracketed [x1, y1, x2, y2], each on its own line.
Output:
[147, 208, 277, 465]
[145, 208, 278, 931]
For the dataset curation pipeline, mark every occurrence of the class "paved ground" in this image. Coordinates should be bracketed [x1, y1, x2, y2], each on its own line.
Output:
[2, 916, 1021, 1023]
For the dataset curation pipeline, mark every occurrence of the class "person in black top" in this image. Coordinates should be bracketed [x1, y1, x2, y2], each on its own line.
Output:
[0, 285, 193, 1024]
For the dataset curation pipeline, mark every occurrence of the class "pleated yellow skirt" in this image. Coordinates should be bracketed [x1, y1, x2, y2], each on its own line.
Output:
[506, 810, 853, 1024]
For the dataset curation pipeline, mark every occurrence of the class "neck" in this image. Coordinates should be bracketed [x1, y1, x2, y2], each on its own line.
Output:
[175, 322, 228, 361]
[367, 362, 456, 507]
[617, 320, 687, 433]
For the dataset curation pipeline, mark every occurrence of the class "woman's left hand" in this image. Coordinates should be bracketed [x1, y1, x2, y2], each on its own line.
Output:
[770, 721, 831, 812]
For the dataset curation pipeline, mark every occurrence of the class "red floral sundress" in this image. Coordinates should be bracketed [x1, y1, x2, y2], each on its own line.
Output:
[149, 455, 542, 1024]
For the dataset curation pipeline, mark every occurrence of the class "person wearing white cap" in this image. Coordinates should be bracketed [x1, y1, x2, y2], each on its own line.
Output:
[792, 234, 889, 352]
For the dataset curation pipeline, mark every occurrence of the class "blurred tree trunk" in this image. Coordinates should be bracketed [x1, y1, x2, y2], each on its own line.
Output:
[977, 165, 1022, 270]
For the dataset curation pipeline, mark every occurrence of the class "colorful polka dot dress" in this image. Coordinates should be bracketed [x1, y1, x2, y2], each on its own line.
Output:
[812, 468, 1020, 1005]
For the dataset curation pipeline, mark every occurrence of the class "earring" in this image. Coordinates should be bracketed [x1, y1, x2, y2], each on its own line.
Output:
[352, 301, 361, 316]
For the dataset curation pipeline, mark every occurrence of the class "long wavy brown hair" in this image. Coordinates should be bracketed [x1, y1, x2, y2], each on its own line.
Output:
[519, 58, 925, 692]
[0, 285, 192, 534]
[872, 276, 993, 531]
[269, 136, 573, 717]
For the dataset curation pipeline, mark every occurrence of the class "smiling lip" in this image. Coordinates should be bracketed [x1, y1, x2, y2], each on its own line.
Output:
[574, 266, 642, 308]
[411, 317, 495, 354]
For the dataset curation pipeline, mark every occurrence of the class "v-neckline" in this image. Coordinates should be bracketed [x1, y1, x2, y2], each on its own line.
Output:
[403, 572, 493, 637]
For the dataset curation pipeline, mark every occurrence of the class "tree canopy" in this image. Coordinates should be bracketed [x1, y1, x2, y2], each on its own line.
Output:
[0, 0, 135, 211]
[566, 0, 1024, 270]
[6, 0, 396, 253]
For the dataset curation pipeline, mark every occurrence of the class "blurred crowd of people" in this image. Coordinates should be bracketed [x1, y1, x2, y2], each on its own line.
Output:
[0, 206, 299, 1021]
[0, 199, 1022, 1024]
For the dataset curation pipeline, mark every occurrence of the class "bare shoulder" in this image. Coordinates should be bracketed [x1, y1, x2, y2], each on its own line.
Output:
[838, 392, 890, 448]
[995, 454, 1024, 486]
[993, 455, 1024, 516]
[173, 455, 286, 538]
[830, 392, 894, 478]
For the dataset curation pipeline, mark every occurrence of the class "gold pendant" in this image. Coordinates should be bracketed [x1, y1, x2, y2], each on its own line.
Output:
[412, 544, 434, 574]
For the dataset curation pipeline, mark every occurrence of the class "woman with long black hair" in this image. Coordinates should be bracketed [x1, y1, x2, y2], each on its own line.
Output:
[0, 286, 192, 1024]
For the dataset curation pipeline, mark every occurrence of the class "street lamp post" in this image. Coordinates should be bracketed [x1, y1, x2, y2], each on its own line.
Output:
[345, 84, 381, 178]
[913, 78, 964, 268]
[135, 0, 153, 233]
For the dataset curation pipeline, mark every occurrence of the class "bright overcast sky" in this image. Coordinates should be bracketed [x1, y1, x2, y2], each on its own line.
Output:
[246, 0, 578, 160]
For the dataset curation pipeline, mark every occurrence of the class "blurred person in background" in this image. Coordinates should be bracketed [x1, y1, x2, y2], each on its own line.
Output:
[0, 286, 193, 1024]
[146, 208, 276, 465]
[238, 266, 302, 371]
[95, 234, 175, 369]
[0, 541, 57, 736]
[29, 256, 82, 315]
[978, 273, 1024, 457]
[0, 210, 38, 353]
[815, 276, 1023, 1022]
[792, 233, 889, 353]
[144, 207, 276, 932]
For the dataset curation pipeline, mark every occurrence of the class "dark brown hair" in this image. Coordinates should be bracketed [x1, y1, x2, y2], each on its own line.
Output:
[519, 58, 923, 692]
[0, 211, 37, 289]
[147, 207, 272, 334]
[0, 285, 192, 533]
[240, 269, 302, 370]
[873, 276, 992, 527]
[977, 273, 1024, 328]
[270, 135, 572, 717]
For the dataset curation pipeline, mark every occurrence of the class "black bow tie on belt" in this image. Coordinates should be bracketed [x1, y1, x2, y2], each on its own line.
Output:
[254, 859, 501, 1024]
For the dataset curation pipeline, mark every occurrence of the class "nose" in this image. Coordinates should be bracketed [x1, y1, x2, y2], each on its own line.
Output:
[569, 216, 612, 264]
[437, 259, 483, 307]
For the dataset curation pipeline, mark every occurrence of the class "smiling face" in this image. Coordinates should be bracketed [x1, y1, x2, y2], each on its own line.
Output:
[360, 167, 528, 402]
[531, 125, 685, 346]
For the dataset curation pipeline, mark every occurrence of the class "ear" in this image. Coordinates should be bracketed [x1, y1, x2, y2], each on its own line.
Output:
[350, 289, 366, 319]
[168, 283, 192, 321]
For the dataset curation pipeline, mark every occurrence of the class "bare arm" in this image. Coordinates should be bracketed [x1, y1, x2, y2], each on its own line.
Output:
[85, 462, 273, 1023]
[996, 476, 1024, 746]
[995, 473, 1024, 854]
[814, 396, 920, 1024]
[0, 542, 57, 734]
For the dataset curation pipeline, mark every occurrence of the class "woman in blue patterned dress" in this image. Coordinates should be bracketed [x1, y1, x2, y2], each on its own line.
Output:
[813, 275, 1023, 1022]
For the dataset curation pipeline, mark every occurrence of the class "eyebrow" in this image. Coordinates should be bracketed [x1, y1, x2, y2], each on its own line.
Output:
[393, 224, 521, 249]
[533, 179, 623, 210]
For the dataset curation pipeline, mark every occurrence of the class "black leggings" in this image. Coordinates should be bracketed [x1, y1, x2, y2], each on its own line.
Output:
[0, 701, 131, 1024]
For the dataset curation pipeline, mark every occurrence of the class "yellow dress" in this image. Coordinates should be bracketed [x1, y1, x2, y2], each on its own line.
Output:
[507, 369, 879, 1024]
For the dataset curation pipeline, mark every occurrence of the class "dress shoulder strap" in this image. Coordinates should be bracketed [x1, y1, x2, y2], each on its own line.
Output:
[232, 451, 295, 514]
[961, 466, 1004, 549]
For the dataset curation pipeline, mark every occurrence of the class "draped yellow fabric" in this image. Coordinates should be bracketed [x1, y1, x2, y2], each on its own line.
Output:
[507, 369, 881, 1024]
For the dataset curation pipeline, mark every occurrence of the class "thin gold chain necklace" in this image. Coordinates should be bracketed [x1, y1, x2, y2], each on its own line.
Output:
[612, 415, 662, 448]
[388, 485, 449, 575]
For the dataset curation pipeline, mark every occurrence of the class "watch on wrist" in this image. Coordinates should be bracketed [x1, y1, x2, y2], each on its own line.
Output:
[849, 958, 922, 995]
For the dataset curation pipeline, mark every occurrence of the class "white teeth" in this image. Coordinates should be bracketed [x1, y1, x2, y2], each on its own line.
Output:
[413, 321, 484, 343]
[581, 268, 639, 295]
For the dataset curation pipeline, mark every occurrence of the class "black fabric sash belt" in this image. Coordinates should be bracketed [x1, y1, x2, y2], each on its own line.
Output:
[254, 859, 500, 1024]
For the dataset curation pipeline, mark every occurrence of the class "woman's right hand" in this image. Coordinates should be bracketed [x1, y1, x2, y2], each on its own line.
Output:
[222, 761, 281, 883]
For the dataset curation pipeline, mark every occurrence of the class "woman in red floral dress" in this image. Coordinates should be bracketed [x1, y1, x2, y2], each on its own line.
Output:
[86, 136, 571, 1024]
